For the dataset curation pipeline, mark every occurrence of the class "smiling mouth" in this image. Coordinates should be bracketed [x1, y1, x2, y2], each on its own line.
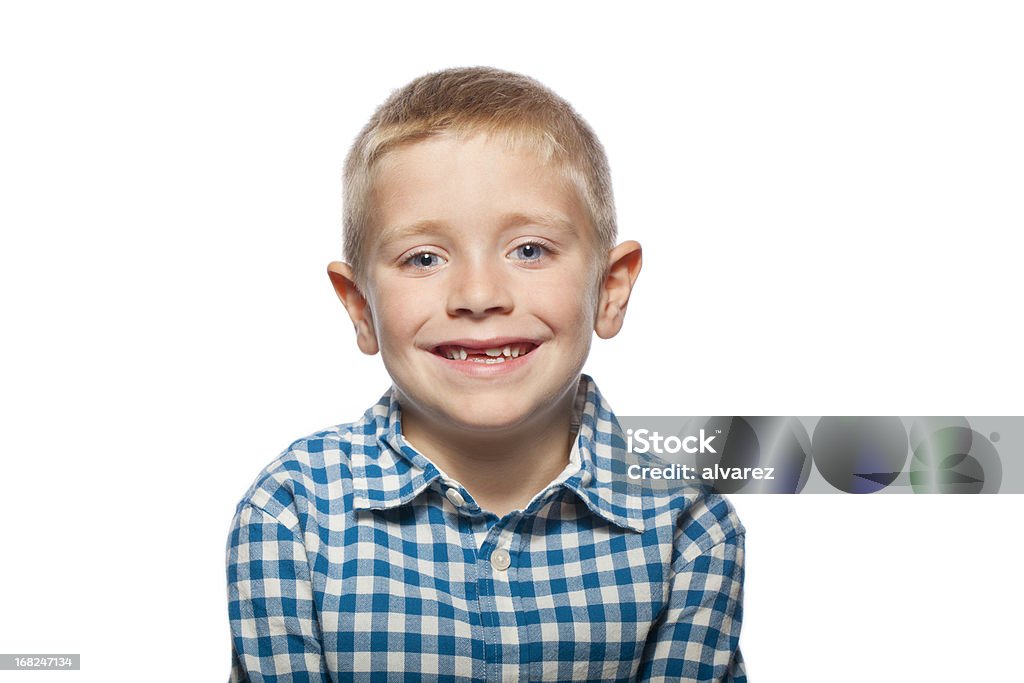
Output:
[432, 342, 539, 364]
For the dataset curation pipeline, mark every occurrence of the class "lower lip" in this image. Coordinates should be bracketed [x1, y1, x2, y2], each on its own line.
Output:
[427, 346, 540, 377]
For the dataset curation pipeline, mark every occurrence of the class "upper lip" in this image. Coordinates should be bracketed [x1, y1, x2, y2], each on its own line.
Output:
[428, 337, 542, 350]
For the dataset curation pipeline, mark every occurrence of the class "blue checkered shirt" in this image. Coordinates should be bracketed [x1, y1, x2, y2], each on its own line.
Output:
[226, 375, 746, 681]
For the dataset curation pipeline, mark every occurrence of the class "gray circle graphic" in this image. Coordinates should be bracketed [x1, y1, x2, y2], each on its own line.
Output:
[811, 417, 908, 493]
[909, 425, 1002, 494]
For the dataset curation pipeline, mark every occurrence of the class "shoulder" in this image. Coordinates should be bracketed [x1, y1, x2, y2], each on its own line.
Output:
[632, 470, 745, 569]
[232, 420, 363, 531]
[669, 486, 745, 566]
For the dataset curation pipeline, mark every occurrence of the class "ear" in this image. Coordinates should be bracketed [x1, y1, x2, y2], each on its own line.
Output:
[594, 241, 643, 340]
[326, 261, 379, 355]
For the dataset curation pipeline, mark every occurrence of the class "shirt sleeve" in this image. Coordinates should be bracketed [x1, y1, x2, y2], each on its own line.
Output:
[226, 502, 331, 682]
[637, 498, 747, 682]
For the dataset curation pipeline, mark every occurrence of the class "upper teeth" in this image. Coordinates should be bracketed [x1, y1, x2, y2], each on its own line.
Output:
[441, 344, 530, 360]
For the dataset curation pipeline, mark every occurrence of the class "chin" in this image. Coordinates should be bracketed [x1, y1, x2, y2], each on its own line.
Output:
[437, 401, 534, 434]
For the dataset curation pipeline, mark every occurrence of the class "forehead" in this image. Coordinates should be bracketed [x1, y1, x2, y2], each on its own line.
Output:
[368, 133, 594, 248]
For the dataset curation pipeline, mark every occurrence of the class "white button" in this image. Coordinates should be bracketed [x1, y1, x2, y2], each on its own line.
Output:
[580, 470, 592, 486]
[490, 548, 511, 571]
[445, 488, 466, 508]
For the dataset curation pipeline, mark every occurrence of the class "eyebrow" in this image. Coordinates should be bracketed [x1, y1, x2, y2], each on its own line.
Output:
[500, 212, 579, 237]
[377, 220, 446, 249]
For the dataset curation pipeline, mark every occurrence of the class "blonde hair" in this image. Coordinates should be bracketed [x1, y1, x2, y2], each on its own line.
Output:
[343, 66, 616, 281]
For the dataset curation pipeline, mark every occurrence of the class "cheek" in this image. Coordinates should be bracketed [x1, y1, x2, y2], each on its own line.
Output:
[367, 279, 431, 351]
[538, 272, 598, 340]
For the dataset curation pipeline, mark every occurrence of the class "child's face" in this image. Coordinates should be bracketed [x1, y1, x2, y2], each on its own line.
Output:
[331, 133, 639, 435]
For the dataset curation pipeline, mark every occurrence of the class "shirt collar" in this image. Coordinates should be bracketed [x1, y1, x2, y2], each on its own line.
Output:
[348, 374, 646, 533]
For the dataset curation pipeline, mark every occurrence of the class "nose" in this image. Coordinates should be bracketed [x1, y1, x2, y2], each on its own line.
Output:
[446, 257, 514, 317]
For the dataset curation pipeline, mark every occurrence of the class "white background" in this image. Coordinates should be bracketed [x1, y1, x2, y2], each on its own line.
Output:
[1, 1, 1022, 680]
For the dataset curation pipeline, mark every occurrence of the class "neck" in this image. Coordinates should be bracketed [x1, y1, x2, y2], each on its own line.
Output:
[399, 388, 579, 518]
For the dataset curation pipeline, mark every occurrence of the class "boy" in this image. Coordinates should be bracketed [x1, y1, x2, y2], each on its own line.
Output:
[227, 67, 746, 682]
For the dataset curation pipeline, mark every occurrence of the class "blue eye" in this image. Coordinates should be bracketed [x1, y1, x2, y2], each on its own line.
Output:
[510, 243, 545, 261]
[404, 251, 447, 269]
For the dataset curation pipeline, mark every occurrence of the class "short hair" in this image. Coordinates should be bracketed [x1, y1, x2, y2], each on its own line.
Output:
[343, 66, 616, 282]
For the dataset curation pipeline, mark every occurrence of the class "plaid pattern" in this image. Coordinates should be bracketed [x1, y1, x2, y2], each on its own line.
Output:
[227, 375, 746, 681]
